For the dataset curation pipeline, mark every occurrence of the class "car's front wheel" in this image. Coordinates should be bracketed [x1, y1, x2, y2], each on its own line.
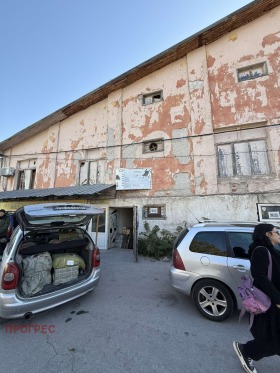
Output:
[192, 279, 234, 321]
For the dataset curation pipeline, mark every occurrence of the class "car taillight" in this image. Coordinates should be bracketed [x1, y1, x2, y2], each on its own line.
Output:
[172, 248, 186, 270]
[1, 262, 20, 290]
[92, 246, 100, 268]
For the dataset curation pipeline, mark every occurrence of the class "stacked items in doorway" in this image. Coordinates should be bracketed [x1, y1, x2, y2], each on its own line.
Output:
[52, 253, 86, 285]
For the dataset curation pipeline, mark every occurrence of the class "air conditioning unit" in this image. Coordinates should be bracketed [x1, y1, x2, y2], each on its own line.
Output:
[0, 167, 15, 177]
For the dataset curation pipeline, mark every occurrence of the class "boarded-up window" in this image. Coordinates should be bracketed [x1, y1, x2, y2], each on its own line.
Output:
[234, 143, 251, 176]
[217, 145, 233, 177]
[79, 160, 105, 185]
[250, 141, 269, 175]
[217, 140, 269, 177]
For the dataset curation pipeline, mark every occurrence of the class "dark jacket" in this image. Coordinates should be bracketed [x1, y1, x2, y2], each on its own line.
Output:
[249, 243, 280, 353]
[0, 213, 10, 238]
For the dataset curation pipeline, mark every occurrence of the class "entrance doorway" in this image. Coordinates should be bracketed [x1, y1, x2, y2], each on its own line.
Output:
[109, 207, 133, 248]
[109, 206, 138, 261]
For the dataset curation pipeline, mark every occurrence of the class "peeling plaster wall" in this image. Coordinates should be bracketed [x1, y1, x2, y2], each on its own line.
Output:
[49, 100, 110, 187]
[207, 8, 280, 126]
[120, 60, 195, 196]
[1, 125, 61, 190]
[1, 6, 279, 233]
[187, 46, 218, 195]
[106, 90, 123, 181]
[205, 7, 280, 194]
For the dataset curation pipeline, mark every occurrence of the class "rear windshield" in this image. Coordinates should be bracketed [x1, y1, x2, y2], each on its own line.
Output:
[24, 214, 89, 226]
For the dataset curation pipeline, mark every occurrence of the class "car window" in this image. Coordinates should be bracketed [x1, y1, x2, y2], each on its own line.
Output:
[174, 227, 189, 249]
[227, 231, 252, 259]
[189, 231, 227, 256]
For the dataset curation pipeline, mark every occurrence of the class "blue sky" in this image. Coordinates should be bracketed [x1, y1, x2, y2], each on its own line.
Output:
[0, 0, 252, 142]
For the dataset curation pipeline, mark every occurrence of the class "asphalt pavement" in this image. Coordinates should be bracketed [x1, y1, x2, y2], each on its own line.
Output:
[0, 248, 279, 372]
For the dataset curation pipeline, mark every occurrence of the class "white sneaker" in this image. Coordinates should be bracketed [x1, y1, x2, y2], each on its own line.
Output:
[233, 341, 257, 373]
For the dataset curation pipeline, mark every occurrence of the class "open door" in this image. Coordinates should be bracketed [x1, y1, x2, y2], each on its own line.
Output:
[133, 206, 138, 262]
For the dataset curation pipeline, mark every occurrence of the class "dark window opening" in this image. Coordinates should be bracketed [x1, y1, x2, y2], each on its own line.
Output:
[142, 91, 163, 105]
[143, 139, 164, 154]
[17, 170, 25, 190]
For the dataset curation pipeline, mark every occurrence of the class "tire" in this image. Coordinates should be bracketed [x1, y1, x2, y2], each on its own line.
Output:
[192, 279, 234, 322]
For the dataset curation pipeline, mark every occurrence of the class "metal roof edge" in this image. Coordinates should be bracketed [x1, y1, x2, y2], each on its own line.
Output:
[0, 184, 116, 201]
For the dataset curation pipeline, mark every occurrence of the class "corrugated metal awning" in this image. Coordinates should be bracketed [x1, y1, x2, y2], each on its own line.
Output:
[0, 184, 115, 201]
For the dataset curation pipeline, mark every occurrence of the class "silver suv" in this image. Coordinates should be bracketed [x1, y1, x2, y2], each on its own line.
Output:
[169, 222, 265, 322]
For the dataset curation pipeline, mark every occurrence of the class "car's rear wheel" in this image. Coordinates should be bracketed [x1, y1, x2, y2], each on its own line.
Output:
[192, 279, 234, 321]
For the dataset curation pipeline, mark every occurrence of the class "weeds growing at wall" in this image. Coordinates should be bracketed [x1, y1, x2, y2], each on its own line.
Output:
[138, 221, 184, 259]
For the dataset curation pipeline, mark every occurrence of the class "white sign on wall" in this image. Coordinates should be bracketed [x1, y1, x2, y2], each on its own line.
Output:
[257, 203, 280, 222]
[116, 168, 152, 190]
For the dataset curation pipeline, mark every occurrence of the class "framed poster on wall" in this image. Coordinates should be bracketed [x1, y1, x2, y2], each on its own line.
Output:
[257, 203, 280, 222]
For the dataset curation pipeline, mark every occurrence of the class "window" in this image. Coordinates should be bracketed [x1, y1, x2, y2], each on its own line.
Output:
[189, 232, 227, 256]
[15, 159, 37, 190]
[143, 205, 166, 219]
[91, 211, 106, 233]
[228, 232, 252, 259]
[142, 91, 163, 105]
[79, 160, 105, 185]
[16, 169, 36, 190]
[237, 62, 268, 82]
[217, 140, 269, 177]
[143, 139, 164, 153]
[17, 170, 25, 190]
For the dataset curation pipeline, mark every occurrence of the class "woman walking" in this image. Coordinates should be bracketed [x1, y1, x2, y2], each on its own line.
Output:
[233, 223, 280, 373]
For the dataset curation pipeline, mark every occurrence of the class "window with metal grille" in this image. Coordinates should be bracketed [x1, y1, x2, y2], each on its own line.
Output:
[143, 139, 164, 154]
[217, 139, 270, 177]
[143, 205, 166, 219]
[142, 91, 163, 105]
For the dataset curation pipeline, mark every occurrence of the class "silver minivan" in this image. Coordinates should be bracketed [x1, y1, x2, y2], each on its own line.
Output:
[0, 203, 103, 319]
[169, 222, 265, 321]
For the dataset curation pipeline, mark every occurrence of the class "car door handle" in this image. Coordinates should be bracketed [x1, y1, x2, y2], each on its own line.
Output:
[232, 265, 248, 272]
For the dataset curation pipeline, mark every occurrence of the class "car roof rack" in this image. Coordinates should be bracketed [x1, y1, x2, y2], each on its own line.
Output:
[193, 220, 261, 227]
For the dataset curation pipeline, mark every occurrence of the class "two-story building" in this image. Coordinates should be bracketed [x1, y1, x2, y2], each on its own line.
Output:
[0, 0, 280, 252]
